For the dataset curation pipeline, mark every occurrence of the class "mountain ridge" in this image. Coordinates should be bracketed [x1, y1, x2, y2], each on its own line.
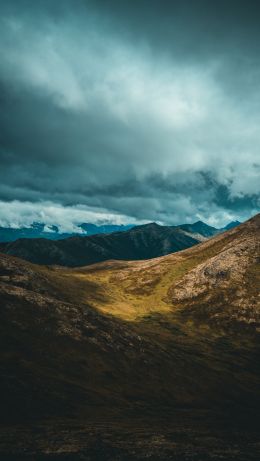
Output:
[0, 219, 241, 267]
[0, 219, 241, 243]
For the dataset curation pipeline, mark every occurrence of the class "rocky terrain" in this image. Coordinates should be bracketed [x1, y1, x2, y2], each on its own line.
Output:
[0, 214, 259, 459]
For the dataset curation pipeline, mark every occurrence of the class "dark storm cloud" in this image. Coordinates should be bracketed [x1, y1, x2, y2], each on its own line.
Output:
[87, 0, 260, 55]
[0, 0, 259, 228]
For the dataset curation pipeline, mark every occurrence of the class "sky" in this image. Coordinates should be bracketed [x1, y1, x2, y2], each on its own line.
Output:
[0, 0, 260, 231]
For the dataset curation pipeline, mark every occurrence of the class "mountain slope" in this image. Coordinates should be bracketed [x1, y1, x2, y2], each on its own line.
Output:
[0, 215, 259, 413]
[0, 215, 259, 458]
[75, 213, 260, 325]
[2, 250, 246, 422]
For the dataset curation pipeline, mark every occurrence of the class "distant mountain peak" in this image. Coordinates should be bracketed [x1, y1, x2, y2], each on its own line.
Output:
[133, 222, 161, 231]
[222, 220, 241, 231]
[143, 222, 161, 228]
[177, 220, 218, 238]
[193, 220, 216, 228]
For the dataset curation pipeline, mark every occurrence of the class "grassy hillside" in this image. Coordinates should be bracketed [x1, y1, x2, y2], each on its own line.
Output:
[65, 213, 260, 325]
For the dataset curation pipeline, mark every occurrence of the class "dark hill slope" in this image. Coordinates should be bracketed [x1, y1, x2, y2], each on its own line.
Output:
[2, 249, 257, 425]
[0, 222, 203, 266]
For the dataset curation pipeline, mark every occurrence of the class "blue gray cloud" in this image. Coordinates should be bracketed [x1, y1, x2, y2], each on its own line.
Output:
[0, 0, 259, 228]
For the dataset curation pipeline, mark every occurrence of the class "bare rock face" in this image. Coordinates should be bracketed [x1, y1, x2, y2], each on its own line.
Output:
[171, 239, 254, 300]
[167, 214, 260, 327]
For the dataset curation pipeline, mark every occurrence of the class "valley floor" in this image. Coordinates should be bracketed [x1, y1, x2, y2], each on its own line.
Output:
[1, 411, 260, 461]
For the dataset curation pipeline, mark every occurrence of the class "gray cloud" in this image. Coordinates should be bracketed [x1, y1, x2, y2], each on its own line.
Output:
[0, 0, 259, 228]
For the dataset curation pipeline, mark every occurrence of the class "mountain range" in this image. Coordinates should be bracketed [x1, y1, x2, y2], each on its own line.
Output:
[0, 214, 259, 459]
[0, 220, 240, 267]
[0, 221, 134, 242]
[0, 220, 240, 243]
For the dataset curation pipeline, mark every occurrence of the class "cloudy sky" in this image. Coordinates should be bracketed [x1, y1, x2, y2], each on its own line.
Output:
[0, 0, 259, 230]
